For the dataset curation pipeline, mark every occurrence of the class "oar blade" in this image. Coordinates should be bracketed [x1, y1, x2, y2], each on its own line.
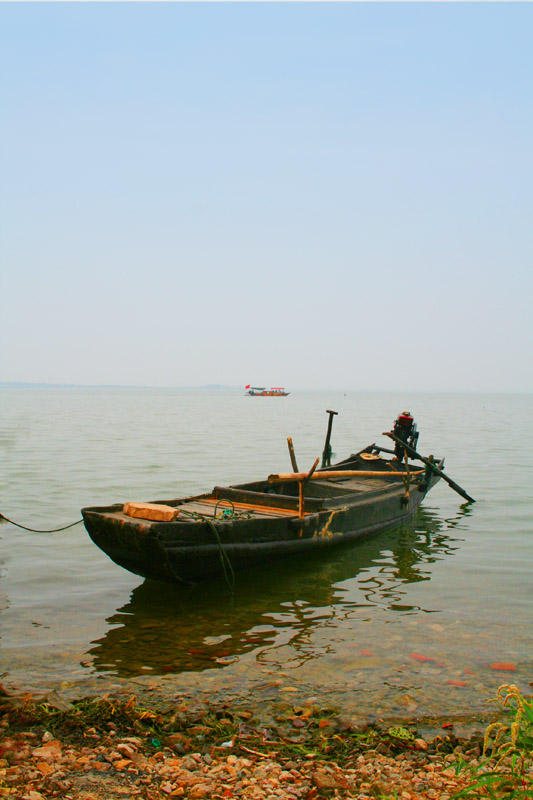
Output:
[383, 431, 475, 504]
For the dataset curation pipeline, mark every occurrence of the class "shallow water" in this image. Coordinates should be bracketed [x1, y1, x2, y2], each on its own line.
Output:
[1, 389, 532, 729]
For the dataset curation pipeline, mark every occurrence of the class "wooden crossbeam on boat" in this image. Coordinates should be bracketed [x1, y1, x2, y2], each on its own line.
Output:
[268, 468, 424, 483]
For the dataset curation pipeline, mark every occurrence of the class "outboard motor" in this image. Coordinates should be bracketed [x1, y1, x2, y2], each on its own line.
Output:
[392, 411, 419, 460]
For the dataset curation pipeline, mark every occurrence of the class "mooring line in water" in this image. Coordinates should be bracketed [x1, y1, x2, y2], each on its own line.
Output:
[206, 517, 236, 595]
[0, 513, 84, 533]
[179, 509, 236, 595]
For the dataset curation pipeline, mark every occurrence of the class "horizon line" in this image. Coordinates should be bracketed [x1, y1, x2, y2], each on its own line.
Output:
[1, 382, 531, 395]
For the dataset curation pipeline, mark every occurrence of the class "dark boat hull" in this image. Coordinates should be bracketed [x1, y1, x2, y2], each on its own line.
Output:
[82, 462, 440, 584]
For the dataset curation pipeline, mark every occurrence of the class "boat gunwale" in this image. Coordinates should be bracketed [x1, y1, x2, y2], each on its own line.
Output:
[81, 473, 425, 527]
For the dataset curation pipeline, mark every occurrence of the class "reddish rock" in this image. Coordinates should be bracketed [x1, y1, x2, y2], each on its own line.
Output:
[292, 717, 307, 728]
[312, 769, 347, 790]
[410, 653, 434, 663]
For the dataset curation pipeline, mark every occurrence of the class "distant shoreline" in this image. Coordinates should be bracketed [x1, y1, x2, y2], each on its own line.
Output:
[0, 383, 241, 390]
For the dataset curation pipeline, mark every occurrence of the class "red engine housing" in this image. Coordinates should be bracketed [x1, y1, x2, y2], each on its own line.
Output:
[396, 412, 414, 427]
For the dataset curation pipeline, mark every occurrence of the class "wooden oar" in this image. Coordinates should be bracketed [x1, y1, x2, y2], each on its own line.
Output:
[383, 431, 475, 503]
[371, 444, 395, 456]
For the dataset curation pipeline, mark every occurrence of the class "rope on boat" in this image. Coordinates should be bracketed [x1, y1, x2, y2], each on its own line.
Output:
[214, 499, 236, 519]
[179, 509, 236, 595]
[0, 513, 84, 533]
[0, 506, 239, 595]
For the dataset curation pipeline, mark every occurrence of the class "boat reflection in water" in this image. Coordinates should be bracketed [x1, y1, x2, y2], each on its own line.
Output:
[87, 506, 470, 679]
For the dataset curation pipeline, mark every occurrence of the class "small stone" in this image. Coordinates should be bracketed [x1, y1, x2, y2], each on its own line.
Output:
[116, 743, 136, 758]
[442, 768, 456, 778]
[32, 741, 62, 761]
[312, 770, 346, 790]
[369, 780, 390, 795]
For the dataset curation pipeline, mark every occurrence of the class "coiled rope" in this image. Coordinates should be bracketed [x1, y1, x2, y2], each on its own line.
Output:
[0, 513, 83, 533]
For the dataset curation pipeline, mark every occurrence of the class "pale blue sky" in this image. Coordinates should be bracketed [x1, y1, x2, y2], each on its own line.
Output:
[1, 3, 532, 391]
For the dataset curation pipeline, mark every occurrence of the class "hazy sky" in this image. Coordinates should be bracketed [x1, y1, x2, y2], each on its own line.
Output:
[1, 3, 532, 392]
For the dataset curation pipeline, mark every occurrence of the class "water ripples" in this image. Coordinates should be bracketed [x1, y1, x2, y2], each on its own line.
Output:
[1, 388, 532, 725]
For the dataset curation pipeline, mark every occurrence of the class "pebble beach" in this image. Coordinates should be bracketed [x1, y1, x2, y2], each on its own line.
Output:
[0, 727, 482, 800]
[0, 690, 490, 800]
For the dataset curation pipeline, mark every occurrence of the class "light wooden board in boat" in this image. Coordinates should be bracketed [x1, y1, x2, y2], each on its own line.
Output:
[176, 501, 219, 517]
[340, 478, 401, 491]
[192, 498, 311, 518]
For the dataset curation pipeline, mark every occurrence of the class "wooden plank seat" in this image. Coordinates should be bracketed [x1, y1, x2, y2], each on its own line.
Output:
[213, 486, 323, 512]
[195, 497, 313, 518]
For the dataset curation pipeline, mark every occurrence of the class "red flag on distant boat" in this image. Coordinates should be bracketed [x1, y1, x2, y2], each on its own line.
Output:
[245, 385, 250, 389]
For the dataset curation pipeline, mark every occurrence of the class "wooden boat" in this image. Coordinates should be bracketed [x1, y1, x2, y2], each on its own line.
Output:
[245, 386, 289, 396]
[82, 436, 451, 586]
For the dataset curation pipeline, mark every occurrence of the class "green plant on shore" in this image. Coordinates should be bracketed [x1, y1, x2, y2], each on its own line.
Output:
[1, 693, 162, 741]
[453, 684, 533, 799]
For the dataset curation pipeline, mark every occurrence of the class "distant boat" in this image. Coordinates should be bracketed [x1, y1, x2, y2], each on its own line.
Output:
[245, 385, 289, 396]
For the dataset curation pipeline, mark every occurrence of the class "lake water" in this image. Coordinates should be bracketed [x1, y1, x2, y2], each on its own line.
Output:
[1, 388, 532, 733]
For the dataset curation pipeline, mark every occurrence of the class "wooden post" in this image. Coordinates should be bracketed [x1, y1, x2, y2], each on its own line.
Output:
[298, 481, 305, 520]
[402, 451, 410, 503]
[298, 457, 320, 518]
[287, 437, 299, 473]
[322, 409, 338, 467]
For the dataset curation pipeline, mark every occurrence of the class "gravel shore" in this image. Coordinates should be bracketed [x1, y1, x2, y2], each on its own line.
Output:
[0, 727, 482, 800]
[0, 693, 487, 800]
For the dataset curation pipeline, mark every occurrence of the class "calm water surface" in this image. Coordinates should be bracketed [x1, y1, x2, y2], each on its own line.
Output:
[1, 389, 532, 730]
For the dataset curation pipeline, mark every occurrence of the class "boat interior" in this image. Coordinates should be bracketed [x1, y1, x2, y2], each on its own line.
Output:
[165, 452, 419, 521]
[100, 449, 424, 524]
